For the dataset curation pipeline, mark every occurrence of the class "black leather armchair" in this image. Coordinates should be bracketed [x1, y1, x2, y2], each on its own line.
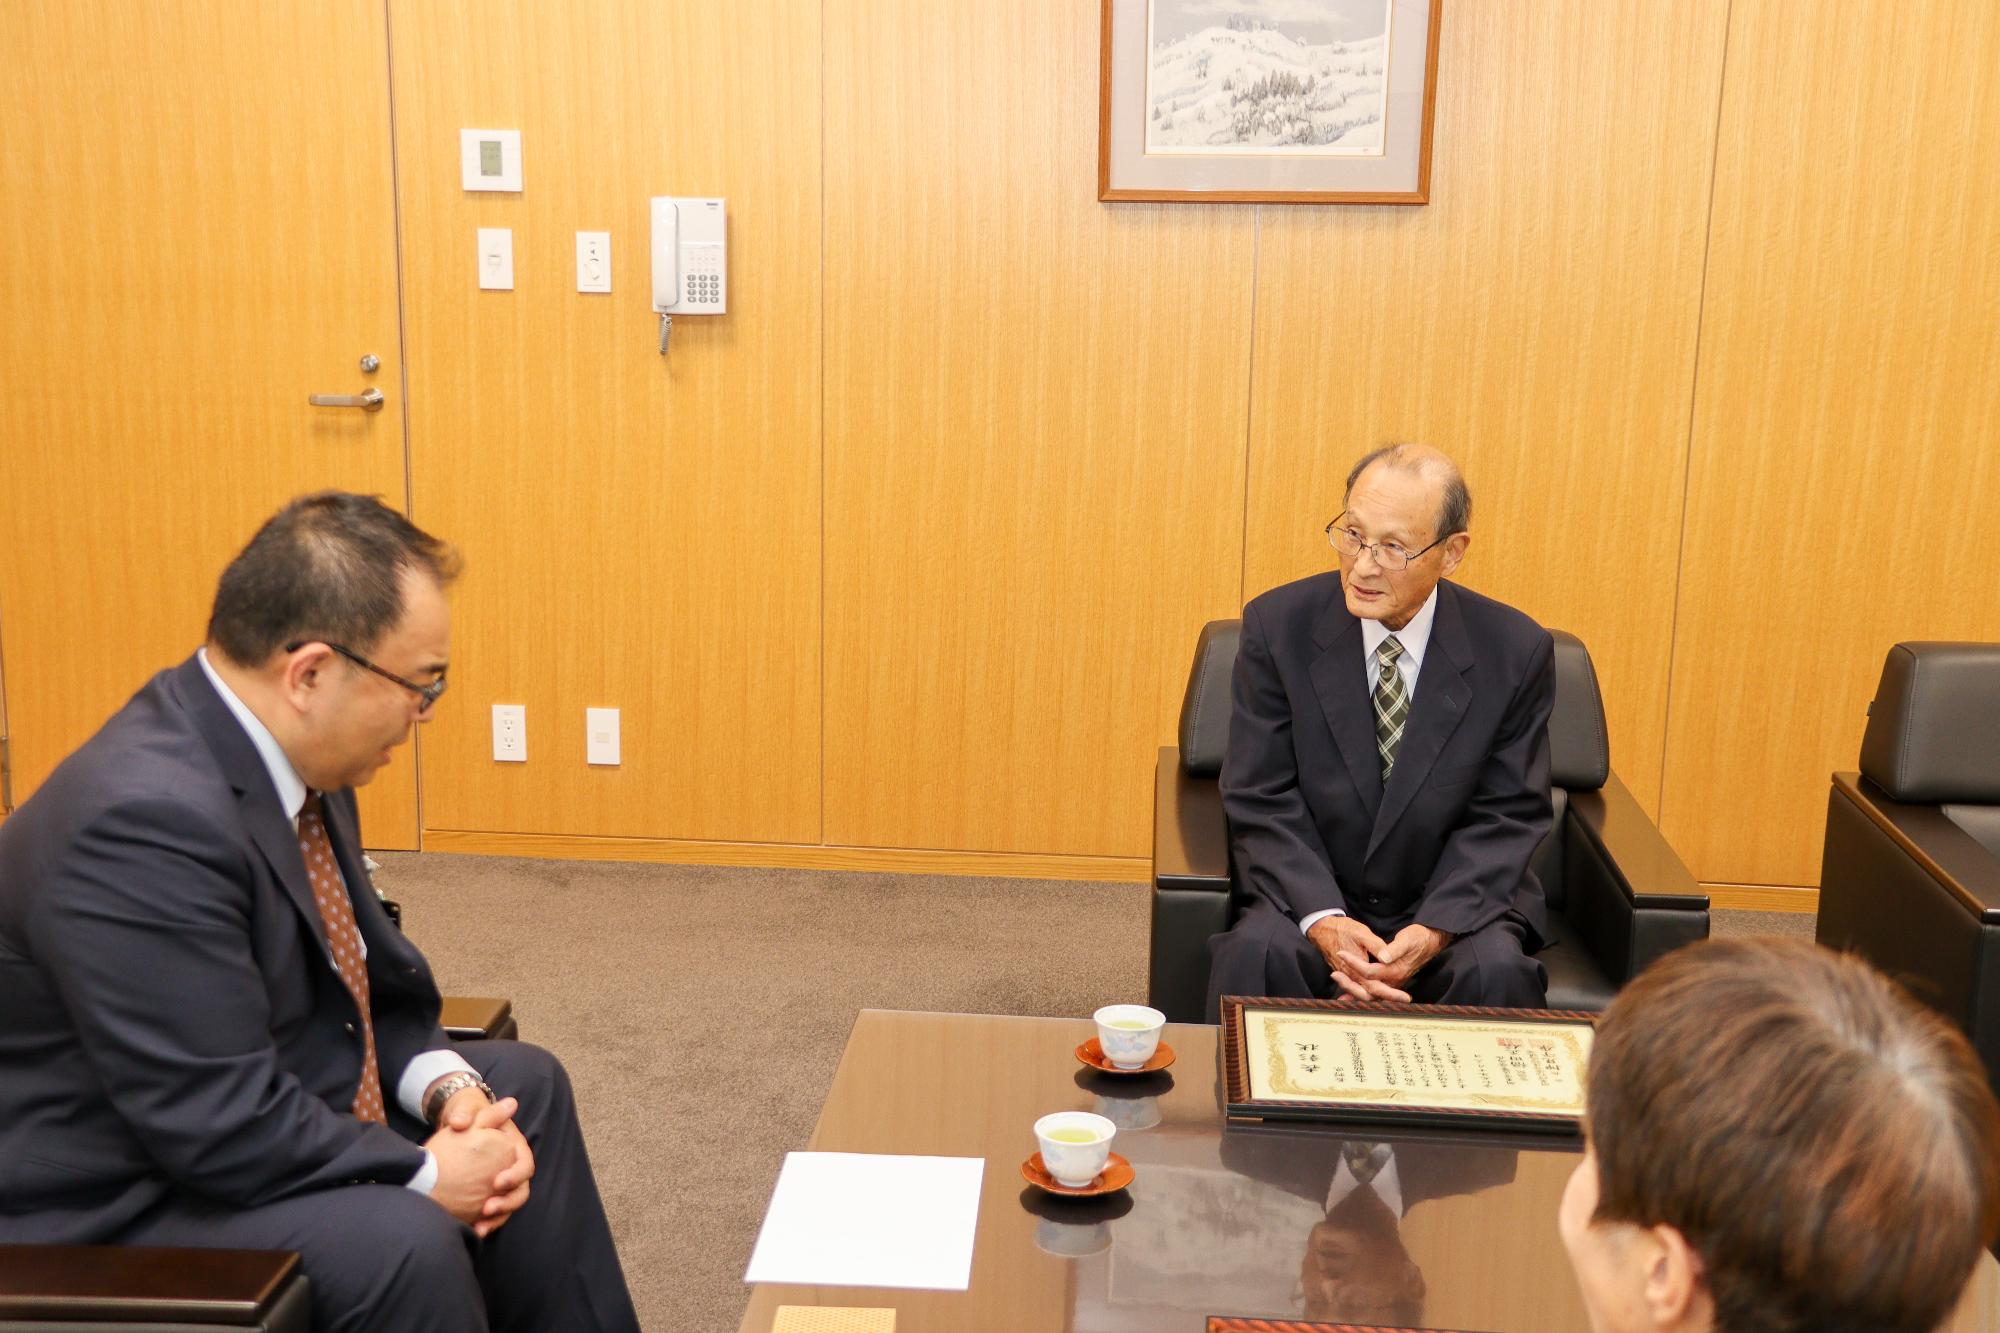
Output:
[1817, 642, 2000, 1094]
[1150, 619, 1710, 1022]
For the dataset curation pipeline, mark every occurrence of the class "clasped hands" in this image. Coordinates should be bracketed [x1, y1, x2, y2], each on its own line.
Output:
[1306, 915, 1452, 1004]
[425, 1085, 536, 1238]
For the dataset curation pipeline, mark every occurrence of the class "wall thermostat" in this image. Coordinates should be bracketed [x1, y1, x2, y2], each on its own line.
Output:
[460, 129, 523, 192]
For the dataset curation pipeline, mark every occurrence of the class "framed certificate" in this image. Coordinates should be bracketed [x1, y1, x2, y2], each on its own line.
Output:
[1219, 998, 1594, 1135]
[1200, 1312, 1488, 1320]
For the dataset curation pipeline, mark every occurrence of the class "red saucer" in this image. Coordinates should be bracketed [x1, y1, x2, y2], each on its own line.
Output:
[1021, 1150, 1134, 1196]
[1075, 1036, 1176, 1075]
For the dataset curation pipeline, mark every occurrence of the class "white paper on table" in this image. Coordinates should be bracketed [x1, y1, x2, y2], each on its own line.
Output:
[744, 1151, 986, 1291]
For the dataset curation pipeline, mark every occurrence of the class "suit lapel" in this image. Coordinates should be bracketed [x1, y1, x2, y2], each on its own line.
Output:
[244, 794, 332, 960]
[1308, 583, 1384, 816]
[1367, 583, 1475, 863]
[172, 657, 331, 958]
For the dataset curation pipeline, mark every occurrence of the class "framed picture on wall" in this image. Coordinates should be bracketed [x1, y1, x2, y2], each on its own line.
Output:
[1098, 0, 1441, 203]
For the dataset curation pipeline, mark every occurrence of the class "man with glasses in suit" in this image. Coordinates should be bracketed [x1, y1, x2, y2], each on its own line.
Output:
[1206, 444, 1554, 1019]
[0, 492, 639, 1333]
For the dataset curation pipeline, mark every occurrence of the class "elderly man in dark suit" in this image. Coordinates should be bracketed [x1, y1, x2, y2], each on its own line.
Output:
[1206, 444, 1554, 1020]
[0, 493, 638, 1333]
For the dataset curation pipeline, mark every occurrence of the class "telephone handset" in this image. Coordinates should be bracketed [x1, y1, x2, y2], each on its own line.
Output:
[651, 196, 727, 316]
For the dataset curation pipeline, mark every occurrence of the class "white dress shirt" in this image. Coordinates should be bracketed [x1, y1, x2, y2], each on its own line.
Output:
[198, 649, 471, 1192]
[1325, 1143, 1406, 1218]
[1300, 586, 1440, 937]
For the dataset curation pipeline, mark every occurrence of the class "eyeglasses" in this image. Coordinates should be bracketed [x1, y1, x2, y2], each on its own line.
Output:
[1324, 513, 1448, 572]
[286, 640, 448, 712]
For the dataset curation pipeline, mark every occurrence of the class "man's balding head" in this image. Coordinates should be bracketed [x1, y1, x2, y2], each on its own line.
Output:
[1343, 443, 1471, 542]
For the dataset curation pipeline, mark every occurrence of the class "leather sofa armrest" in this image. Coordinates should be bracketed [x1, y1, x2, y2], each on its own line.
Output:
[1150, 747, 1232, 1022]
[1566, 771, 1706, 909]
[1832, 773, 2000, 921]
[1562, 770, 1707, 984]
[0, 1246, 310, 1330]
[1820, 777, 2000, 1084]
[1153, 747, 1230, 894]
[441, 995, 518, 1042]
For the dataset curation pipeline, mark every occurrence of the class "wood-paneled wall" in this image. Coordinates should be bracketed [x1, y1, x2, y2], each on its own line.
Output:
[389, 1, 823, 845]
[821, 0, 1254, 859]
[1244, 0, 1731, 817]
[0, 1, 419, 845]
[1657, 0, 2000, 889]
[7, 1, 1997, 900]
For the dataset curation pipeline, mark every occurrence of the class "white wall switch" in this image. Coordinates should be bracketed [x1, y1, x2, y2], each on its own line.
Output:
[575, 230, 611, 293]
[586, 707, 620, 766]
[460, 128, 523, 192]
[477, 227, 514, 290]
[492, 704, 526, 762]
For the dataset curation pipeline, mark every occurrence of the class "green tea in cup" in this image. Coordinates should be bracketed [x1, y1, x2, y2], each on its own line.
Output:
[1034, 1111, 1118, 1186]
[1092, 1004, 1166, 1069]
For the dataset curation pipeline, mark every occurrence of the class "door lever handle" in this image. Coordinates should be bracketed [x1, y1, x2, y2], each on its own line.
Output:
[308, 388, 385, 411]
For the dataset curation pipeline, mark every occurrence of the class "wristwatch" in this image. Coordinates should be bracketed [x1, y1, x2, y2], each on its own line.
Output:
[423, 1070, 496, 1127]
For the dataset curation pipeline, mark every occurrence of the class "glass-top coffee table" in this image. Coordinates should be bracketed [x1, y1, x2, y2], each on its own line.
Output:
[738, 1010, 2000, 1333]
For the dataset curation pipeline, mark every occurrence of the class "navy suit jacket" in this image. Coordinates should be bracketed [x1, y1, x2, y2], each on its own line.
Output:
[0, 656, 454, 1242]
[1221, 574, 1555, 945]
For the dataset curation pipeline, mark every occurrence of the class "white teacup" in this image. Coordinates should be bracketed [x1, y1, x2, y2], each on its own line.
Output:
[1034, 1217, 1112, 1258]
[1092, 1003, 1166, 1070]
[1034, 1111, 1117, 1188]
[1094, 1091, 1162, 1133]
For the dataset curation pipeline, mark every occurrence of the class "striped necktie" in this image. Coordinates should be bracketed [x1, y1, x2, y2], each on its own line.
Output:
[1373, 637, 1408, 783]
[1342, 1140, 1391, 1187]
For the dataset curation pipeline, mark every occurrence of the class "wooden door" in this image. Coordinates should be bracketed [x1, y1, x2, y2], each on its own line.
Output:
[0, 3, 417, 844]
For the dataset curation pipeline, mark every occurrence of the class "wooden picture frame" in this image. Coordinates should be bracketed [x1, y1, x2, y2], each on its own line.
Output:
[1099, 0, 1442, 203]
[1219, 997, 1595, 1134]
[1200, 1312, 1488, 1320]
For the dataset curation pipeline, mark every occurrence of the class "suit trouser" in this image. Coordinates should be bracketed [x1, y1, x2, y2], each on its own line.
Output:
[115, 1040, 639, 1333]
[1206, 900, 1547, 1022]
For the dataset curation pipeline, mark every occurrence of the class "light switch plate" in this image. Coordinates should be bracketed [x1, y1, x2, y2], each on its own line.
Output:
[576, 230, 611, 293]
[477, 228, 514, 291]
[460, 128, 523, 192]
[586, 707, 620, 766]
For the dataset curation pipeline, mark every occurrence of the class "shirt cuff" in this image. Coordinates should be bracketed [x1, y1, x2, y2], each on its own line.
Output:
[1299, 908, 1347, 935]
[398, 1048, 479, 1122]
[406, 1149, 439, 1195]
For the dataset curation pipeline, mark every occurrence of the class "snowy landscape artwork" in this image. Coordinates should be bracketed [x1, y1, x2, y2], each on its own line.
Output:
[1145, 0, 1393, 155]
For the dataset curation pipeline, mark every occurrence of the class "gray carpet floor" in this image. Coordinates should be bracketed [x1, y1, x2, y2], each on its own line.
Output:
[372, 851, 1813, 1331]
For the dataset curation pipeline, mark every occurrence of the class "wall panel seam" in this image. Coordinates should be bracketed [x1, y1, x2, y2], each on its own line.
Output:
[1237, 205, 1260, 610]
[1655, 0, 1738, 828]
[817, 0, 828, 847]
[383, 0, 423, 846]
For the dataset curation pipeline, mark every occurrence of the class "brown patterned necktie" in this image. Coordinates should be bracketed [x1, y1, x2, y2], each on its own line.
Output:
[298, 793, 387, 1124]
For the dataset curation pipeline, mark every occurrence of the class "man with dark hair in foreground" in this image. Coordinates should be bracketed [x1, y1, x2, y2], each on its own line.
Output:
[0, 493, 639, 1333]
[1563, 937, 2000, 1332]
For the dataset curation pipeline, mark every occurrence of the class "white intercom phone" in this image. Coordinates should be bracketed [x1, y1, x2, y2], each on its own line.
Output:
[651, 196, 727, 316]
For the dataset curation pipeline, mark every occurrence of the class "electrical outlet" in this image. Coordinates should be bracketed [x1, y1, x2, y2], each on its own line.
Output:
[492, 704, 526, 762]
[586, 707, 620, 766]
[576, 230, 611, 293]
